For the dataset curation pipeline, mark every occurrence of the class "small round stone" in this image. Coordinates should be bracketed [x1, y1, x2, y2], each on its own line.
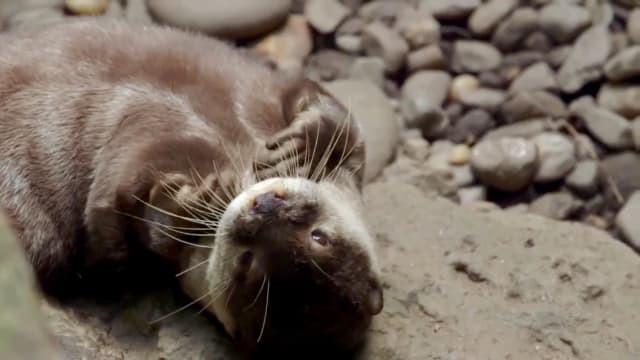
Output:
[65, 0, 108, 15]
[449, 145, 471, 165]
[471, 137, 538, 192]
[532, 132, 577, 183]
[449, 74, 480, 101]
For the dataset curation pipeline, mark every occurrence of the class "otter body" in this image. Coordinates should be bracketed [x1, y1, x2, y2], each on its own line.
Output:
[0, 20, 382, 355]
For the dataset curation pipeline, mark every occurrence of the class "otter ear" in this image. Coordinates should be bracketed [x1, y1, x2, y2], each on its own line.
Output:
[143, 174, 197, 260]
[366, 278, 384, 316]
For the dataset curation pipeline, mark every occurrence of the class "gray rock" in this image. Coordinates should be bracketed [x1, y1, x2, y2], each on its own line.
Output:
[570, 96, 633, 150]
[509, 62, 558, 94]
[305, 49, 353, 81]
[449, 109, 495, 143]
[616, 191, 640, 249]
[524, 31, 553, 52]
[459, 88, 507, 112]
[492, 7, 539, 52]
[610, 32, 630, 57]
[457, 186, 487, 204]
[406, 45, 446, 72]
[587, 0, 613, 26]
[401, 71, 451, 138]
[604, 46, 640, 81]
[349, 57, 385, 88]
[305, 0, 350, 34]
[502, 50, 545, 69]
[468, 0, 518, 36]
[399, 129, 430, 161]
[336, 16, 365, 35]
[147, 0, 291, 39]
[452, 40, 503, 73]
[628, 8, 640, 44]
[574, 132, 599, 160]
[478, 70, 509, 88]
[597, 84, 640, 118]
[362, 21, 409, 73]
[529, 192, 582, 220]
[532, 132, 576, 183]
[557, 25, 611, 93]
[381, 157, 458, 198]
[0, 218, 63, 360]
[335, 34, 363, 53]
[566, 160, 599, 196]
[357, 0, 408, 24]
[419, 0, 480, 20]
[7, 6, 65, 31]
[546, 45, 572, 69]
[394, 7, 440, 49]
[601, 152, 640, 202]
[539, 2, 591, 43]
[471, 137, 538, 192]
[632, 117, 640, 150]
[501, 91, 568, 123]
[323, 79, 400, 182]
[124, 0, 152, 24]
[483, 119, 549, 140]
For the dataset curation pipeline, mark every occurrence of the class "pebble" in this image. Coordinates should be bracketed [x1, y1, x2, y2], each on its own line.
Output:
[349, 57, 385, 88]
[124, 0, 153, 24]
[566, 160, 600, 197]
[147, 0, 291, 39]
[471, 137, 538, 192]
[524, 31, 553, 53]
[628, 8, 640, 44]
[449, 144, 472, 165]
[501, 91, 568, 123]
[65, 0, 107, 15]
[632, 118, 640, 150]
[508, 62, 558, 94]
[502, 50, 545, 69]
[358, 0, 407, 24]
[252, 15, 312, 72]
[529, 192, 582, 220]
[336, 17, 365, 35]
[457, 186, 487, 204]
[546, 46, 572, 69]
[305, 0, 350, 34]
[615, 191, 640, 249]
[449, 74, 480, 102]
[570, 96, 633, 150]
[603, 46, 640, 81]
[597, 84, 640, 118]
[611, 32, 630, 56]
[539, 2, 592, 43]
[362, 21, 409, 73]
[478, 71, 509, 88]
[468, 0, 518, 37]
[400, 130, 430, 161]
[401, 71, 451, 138]
[335, 34, 363, 54]
[483, 119, 548, 140]
[448, 109, 495, 143]
[305, 50, 353, 81]
[452, 40, 503, 73]
[407, 45, 446, 72]
[323, 79, 400, 182]
[394, 7, 440, 49]
[492, 7, 539, 52]
[557, 25, 612, 93]
[459, 88, 507, 112]
[601, 152, 640, 202]
[420, 0, 480, 21]
[532, 132, 577, 183]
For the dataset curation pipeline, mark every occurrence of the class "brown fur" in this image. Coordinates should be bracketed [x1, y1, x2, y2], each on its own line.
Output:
[0, 19, 378, 355]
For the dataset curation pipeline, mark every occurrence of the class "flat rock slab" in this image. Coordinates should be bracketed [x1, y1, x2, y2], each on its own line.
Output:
[29, 181, 640, 359]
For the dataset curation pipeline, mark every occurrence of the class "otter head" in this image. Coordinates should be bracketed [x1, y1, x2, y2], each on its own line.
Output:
[140, 79, 382, 356]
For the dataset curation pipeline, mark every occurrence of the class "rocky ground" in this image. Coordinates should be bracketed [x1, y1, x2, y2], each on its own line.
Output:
[1, 0, 640, 359]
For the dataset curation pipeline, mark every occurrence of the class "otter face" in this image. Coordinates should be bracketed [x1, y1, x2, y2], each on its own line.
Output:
[205, 176, 383, 354]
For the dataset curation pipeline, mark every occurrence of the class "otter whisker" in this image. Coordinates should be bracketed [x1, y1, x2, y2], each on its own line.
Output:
[196, 280, 232, 315]
[153, 226, 216, 249]
[256, 279, 271, 344]
[132, 194, 217, 227]
[244, 274, 267, 311]
[160, 181, 225, 221]
[176, 258, 211, 277]
[114, 210, 215, 233]
[149, 291, 211, 324]
[310, 259, 334, 282]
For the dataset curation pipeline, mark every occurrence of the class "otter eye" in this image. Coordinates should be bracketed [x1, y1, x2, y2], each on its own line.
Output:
[310, 229, 330, 247]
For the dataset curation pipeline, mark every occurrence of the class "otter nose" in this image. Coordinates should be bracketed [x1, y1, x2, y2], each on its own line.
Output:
[253, 191, 285, 215]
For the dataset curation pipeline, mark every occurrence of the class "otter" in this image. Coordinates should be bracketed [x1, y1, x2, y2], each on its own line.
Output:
[0, 19, 383, 356]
